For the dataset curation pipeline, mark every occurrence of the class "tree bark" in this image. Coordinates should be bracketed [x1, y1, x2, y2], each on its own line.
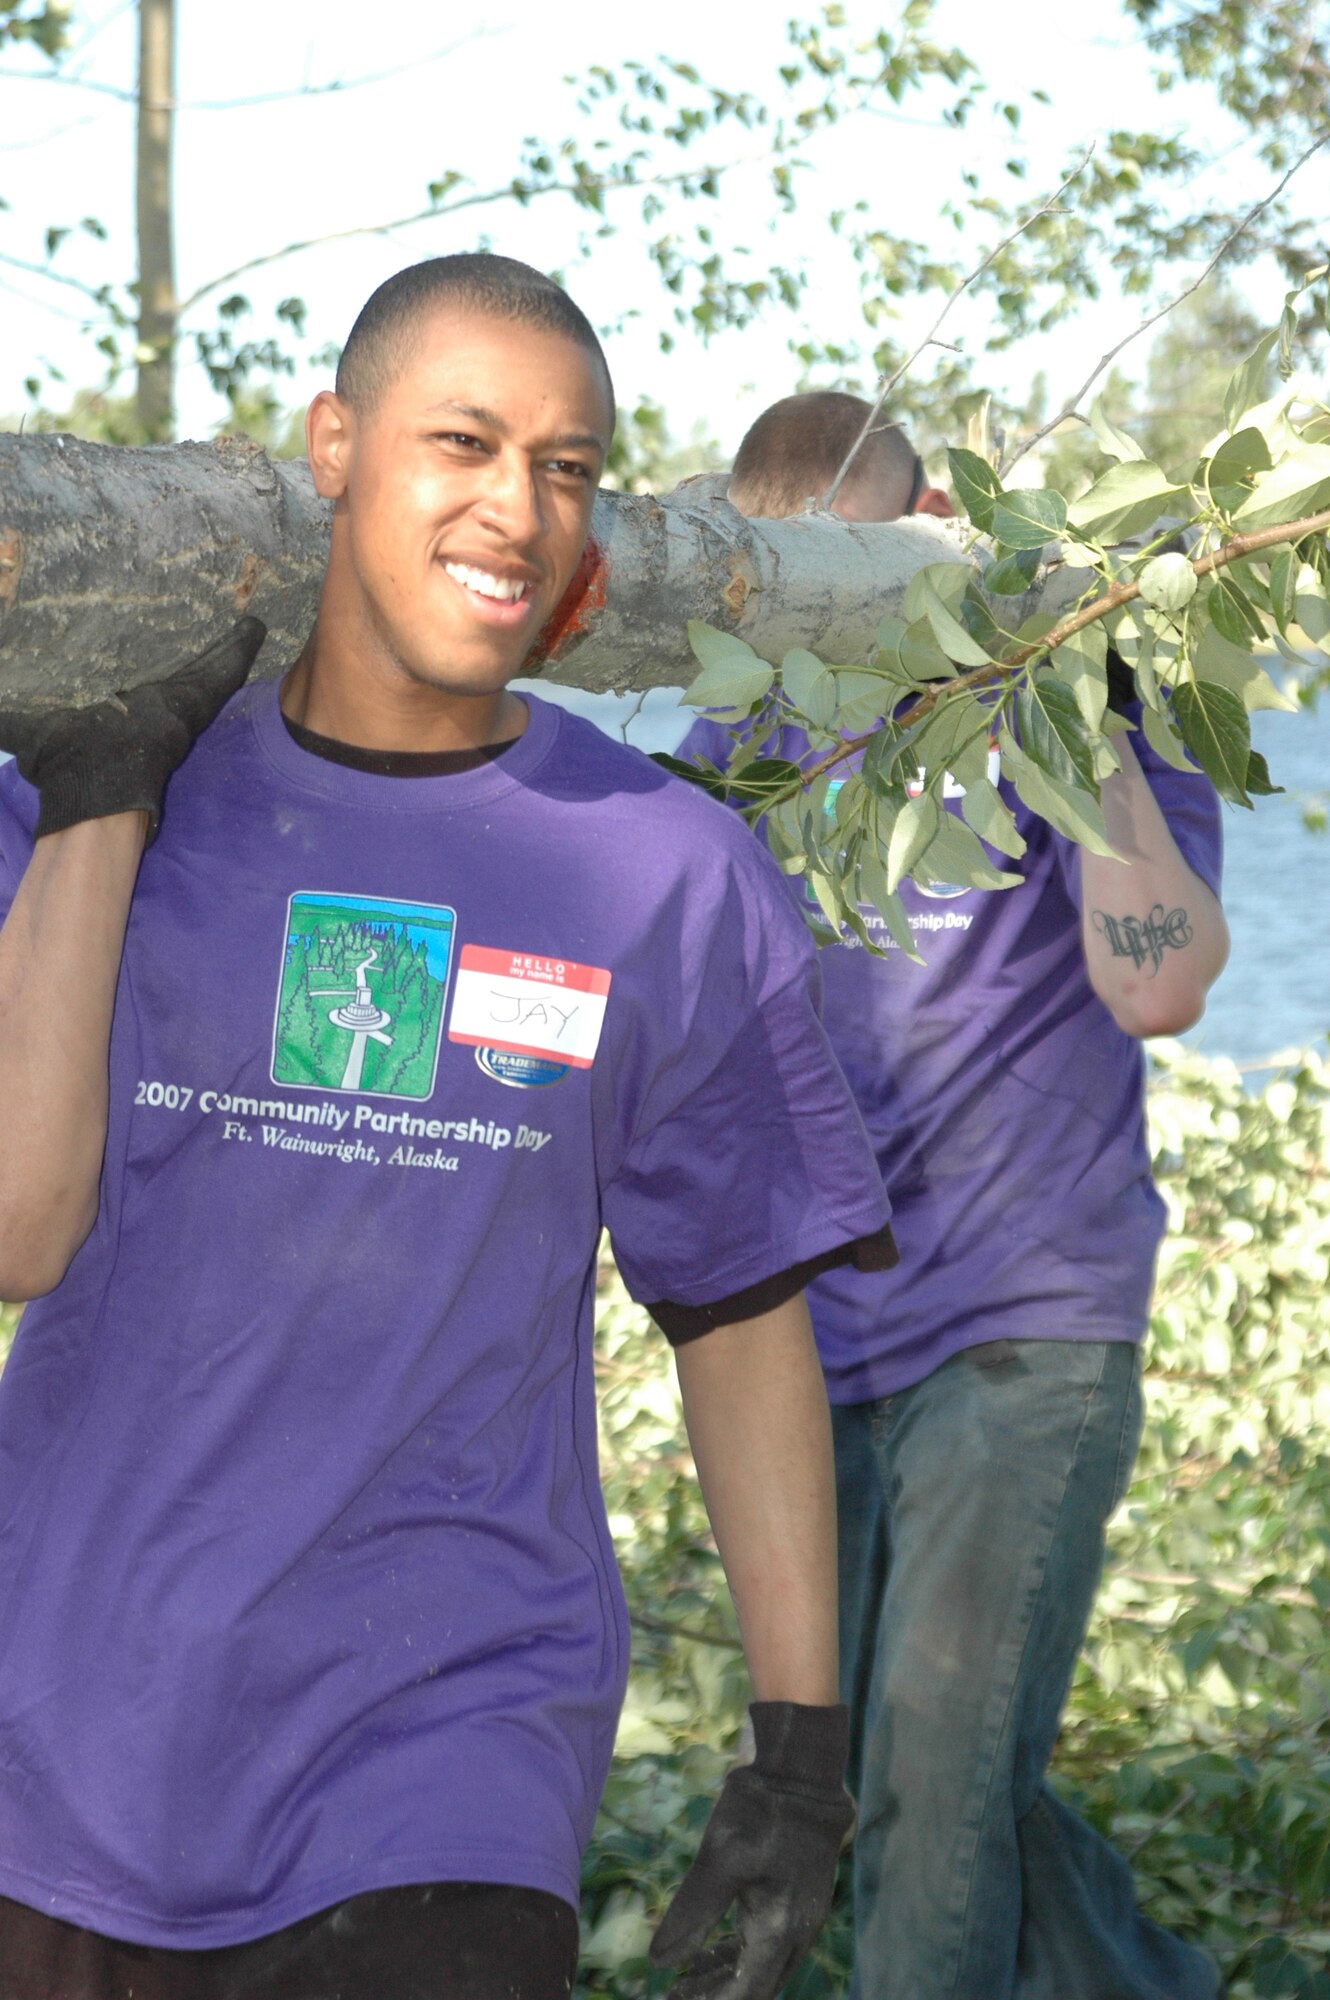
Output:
[135, 0, 176, 443]
[0, 435, 982, 703]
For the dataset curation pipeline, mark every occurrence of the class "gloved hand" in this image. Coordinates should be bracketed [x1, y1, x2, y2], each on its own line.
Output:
[650, 1701, 854, 2000]
[0, 617, 265, 843]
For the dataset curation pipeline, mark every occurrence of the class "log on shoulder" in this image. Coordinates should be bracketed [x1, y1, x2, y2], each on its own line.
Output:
[0, 433, 969, 702]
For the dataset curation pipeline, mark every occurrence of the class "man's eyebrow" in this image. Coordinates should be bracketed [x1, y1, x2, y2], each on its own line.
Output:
[424, 399, 607, 456]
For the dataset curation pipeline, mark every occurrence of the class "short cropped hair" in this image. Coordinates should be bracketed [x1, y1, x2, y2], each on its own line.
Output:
[335, 253, 615, 425]
[729, 390, 919, 518]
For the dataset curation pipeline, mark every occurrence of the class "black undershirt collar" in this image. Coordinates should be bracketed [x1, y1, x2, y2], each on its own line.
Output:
[282, 713, 520, 777]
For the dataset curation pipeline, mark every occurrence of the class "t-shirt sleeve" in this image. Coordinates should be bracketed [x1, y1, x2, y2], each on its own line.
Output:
[600, 817, 891, 1314]
[0, 761, 37, 927]
[1052, 705, 1223, 907]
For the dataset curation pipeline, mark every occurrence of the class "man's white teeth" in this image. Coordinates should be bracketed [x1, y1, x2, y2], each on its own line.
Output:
[443, 562, 529, 603]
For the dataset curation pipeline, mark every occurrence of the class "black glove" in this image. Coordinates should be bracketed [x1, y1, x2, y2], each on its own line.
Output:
[650, 1702, 854, 2000]
[1106, 645, 1139, 716]
[0, 617, 265, 843]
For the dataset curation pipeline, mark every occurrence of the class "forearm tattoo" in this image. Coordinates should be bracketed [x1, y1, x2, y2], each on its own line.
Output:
[1091, 904, 1193, 975]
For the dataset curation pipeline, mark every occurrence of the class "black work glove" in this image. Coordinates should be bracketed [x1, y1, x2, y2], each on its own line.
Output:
[0, 617, 265, 843]
[650, 1702, 854, 2000]
[1106, 646, 1139, 717]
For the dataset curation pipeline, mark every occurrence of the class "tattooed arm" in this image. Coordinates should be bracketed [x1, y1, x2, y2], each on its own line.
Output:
[1079, 736, 1229, 1040]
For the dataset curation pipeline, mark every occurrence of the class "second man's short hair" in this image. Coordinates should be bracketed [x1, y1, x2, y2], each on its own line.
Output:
[729, 391, 918, 518]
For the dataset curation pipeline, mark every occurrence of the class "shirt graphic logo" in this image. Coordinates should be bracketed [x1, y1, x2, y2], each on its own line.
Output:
[448, 946, 611, 1069]
[272, 892, 457, 1100]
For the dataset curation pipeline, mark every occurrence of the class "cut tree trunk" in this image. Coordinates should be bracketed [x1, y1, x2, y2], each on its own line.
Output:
[0, 434, 985, 704]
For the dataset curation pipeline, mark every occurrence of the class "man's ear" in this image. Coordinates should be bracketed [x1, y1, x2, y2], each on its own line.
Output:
[913, 486, 954, 520]
[306, 390, 354, 500]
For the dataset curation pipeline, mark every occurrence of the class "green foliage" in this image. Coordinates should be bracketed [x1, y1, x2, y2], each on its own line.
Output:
[13, 2, 1330, 437]
[0, 1300, 17, 1371]
[578, 1044, 1330, 1997]
[0, 0, 69, 58]
[674, 273, 1328, 939]
[602, 398, 723, 495]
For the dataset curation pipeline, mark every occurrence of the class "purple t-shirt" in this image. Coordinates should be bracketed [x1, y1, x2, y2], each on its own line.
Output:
[680, 713, 1222, 1402]
[0, 684, 886, 1948]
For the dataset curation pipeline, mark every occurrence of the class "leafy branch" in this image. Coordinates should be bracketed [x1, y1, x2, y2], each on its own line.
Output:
[670, 268, 1330, 952]
[1002, 125, 1330, 479]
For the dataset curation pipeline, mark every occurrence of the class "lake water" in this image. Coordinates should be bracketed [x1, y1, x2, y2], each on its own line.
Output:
[517, 680, 1330, 1071]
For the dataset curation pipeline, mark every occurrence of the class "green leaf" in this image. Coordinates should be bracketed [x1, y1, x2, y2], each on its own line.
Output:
[918, 575, 993, 668]
[1208, 426, 1273, 486]
[874, 617, 927, 687]
[780, 647, 837, 729]
[721, 757, 807, 804]
[1205, 573, 1266, 648]
[1231, 443, 1330, 529]
[1172, 680, 1253, 804]
[903, 560, 969, 622]
[833, 669, 890, 730]
[959, 775, 1026, 859]
[1089, 398, 1145, 463]
[908, 688, 993, 779]
[946, 446, 1001, 532]
[1016, 674, 1097, 788]
[1194, 625, 1298, 713]
[1294, 561, 1330, 643]
[887, 792, 940, 892]
[898, 618, 957, 682]
[650, 751, 728, 795]
[682, 622, 774, 709]
[1268, 546, 1298, 633]
[1067, 462, 1190, 541]
[857, 851, 922, 962]
[1139, 699, 1194, 772]
[1223, 329, 1277, 431]
[983, 548, 1042, 596]
[1245, 749, 1283, 797]
[913, 811, 1021, 892]
[1051, 628, 1109, 733]
[990, 488, 1068, 551]
[1007, 755, 1118, 857]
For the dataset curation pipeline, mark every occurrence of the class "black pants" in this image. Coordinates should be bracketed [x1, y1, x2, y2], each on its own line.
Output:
[0, 1883, 579, 2000]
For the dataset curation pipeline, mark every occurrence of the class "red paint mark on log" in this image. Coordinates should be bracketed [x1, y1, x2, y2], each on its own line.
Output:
[0, 529, 21, 614]
[233, 551, 263, 611]
[533, 534, 607, 661]
[722, 549, 760, 622]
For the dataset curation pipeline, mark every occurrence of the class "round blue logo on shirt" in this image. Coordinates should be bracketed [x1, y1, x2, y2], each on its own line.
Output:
[475, 1047, 570, 1089]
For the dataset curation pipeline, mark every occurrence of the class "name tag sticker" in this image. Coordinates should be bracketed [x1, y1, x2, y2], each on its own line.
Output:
[448, 946, 611, 1068]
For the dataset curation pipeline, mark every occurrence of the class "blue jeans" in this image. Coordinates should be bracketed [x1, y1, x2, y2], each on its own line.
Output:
[832, 1339, 1220, 2000]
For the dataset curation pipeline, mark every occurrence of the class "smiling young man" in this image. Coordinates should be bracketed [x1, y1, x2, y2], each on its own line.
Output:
[0, 258, 892, 2000]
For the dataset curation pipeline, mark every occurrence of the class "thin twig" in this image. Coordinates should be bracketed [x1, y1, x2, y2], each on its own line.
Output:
[1123, 1785, 1198, 1860]
[1000, 127, 1330, 479]
[176, 156, 752, 318]
[631, 1612, 744, 1652]
[0, 30, 495, 110]
[0, 249, 114, 307]
[751, 504, 1330, 812]
[819, 148, 1095, 511]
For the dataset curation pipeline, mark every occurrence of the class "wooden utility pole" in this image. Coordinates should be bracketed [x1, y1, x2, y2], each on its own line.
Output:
[134, 0, 176, 441]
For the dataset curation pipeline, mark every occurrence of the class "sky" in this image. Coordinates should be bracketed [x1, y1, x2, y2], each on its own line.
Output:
[0, 0, 1321, 455]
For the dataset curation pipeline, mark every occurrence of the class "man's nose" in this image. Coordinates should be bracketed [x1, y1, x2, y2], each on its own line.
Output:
[475, 452, 546, 543]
